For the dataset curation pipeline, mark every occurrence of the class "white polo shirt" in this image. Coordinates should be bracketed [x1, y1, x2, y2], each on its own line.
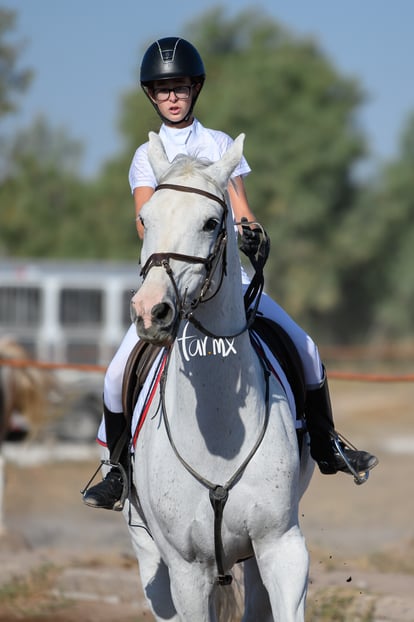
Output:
[128, 118, 251, 192]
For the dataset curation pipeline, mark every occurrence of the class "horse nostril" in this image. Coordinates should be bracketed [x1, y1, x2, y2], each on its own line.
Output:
[152, 302, 174, 325]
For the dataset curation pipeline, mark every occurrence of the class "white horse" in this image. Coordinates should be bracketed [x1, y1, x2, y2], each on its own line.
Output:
[125, 132, 314, 621]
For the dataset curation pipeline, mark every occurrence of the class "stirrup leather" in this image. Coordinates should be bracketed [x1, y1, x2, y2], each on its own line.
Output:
[332, 432, 371, 486]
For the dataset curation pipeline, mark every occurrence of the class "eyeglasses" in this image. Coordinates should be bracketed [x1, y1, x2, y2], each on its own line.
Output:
[151, 85, 193, 103]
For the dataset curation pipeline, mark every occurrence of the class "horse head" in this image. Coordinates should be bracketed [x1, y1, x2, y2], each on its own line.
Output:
[130, 132, 245, 346]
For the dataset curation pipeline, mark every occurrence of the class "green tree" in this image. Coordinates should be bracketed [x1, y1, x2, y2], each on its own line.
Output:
[0, 7, 32, 176]
[0, 11, 112, 260]
[339, 112, 414, 341]
[0, 8, 32, 119]
[0, 117, 91, 257]
[0, 9, 91, 258]
[189, 9, 367, 340]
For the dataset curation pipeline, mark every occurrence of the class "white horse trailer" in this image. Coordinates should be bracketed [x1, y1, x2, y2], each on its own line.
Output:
[0, 259, 139, 365]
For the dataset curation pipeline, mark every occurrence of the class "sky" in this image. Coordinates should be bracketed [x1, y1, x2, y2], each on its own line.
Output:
[3, 0, 414, 177]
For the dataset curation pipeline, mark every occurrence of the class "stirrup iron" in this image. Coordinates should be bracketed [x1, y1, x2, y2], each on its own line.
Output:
[80, 459, 129, 511]
[332, 433, 370, 486]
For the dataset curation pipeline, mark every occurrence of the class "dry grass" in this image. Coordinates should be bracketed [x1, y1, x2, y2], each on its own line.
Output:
[0, 563, 65, 619]
[306, 586, 376, 622]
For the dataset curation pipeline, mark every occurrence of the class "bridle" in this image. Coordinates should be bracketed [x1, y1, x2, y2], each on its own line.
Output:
[139, 182, 258, 339]
[140, 183, 228, 301]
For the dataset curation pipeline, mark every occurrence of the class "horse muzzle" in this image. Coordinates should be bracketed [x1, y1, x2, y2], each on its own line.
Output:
[130, 297, 179, 346]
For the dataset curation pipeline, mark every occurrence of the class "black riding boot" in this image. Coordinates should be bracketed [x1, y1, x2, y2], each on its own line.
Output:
[83, 406, 128, 511]
[305, 369, 378, 480]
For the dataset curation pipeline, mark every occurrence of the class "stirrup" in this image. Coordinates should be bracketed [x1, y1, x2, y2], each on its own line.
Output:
[80, 459, 129, 511]
[332, 433, 372, 486]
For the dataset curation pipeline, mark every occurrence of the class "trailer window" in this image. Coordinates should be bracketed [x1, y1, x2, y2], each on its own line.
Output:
[0, 286, 42, 327]
[59, 288, 103, 326]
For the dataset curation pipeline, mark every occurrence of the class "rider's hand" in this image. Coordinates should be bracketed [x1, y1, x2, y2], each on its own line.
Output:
[240, 218, 261, 258]
[239, 217, 270, 265]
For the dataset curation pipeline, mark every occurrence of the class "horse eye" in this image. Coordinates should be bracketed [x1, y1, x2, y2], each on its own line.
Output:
[203, 218, 219, 232]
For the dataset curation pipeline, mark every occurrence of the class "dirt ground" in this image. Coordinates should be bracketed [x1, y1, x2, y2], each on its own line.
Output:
[1, 380, 414, 621]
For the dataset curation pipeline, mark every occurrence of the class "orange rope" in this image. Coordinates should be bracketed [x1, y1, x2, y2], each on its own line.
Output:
[1, 357, 414, 382]
[0, 358, 106, 373]
[328, 371, 414, 383]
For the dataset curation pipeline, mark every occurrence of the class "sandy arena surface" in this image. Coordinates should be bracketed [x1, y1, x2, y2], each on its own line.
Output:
[1, 379, 414, 621]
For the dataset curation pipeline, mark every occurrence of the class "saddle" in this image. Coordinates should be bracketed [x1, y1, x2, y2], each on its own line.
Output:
[122, 340, 163, 424]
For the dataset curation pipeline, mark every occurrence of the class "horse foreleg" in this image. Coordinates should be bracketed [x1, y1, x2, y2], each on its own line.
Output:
[124, 500, 179, 621]
[253, 526, 309, 622]
[167, 560, 219, 622]
[127, 517, 219, 622]
[242, 557, 273, 622]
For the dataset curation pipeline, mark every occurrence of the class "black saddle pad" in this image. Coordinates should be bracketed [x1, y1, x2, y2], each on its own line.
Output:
[250, 316, 306, 422]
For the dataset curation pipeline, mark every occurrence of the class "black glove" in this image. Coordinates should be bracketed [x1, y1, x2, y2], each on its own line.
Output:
[240, 218, 261, 258]
[239, 218, 270, 267]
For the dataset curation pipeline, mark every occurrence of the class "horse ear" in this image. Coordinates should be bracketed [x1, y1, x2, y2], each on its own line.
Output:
[147, 131, 171, 181]
[206, 134, 246, 189]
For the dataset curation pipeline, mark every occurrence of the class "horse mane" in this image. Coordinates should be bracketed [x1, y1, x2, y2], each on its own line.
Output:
[159, 152, 209, 179]
[159, 152, 236, 199]
[159, 153, 214, 185]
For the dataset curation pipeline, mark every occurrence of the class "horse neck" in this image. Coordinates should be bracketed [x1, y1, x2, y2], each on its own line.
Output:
[167, 316, 265, 462]
[197, 214, 247, 334]
[172, 252, 261, 407]
[164, 236, 266, 460]
[195, 281, 247, 338]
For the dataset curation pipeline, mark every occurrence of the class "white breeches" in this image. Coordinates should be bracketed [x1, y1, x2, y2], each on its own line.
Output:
[103, 289, 323, 414]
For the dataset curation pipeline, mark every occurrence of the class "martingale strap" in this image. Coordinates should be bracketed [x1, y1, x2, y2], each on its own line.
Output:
[159, 349, 271, 586]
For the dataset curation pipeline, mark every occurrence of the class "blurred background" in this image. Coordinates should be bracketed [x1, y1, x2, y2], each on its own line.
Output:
[1, 2, 414, 620]
[2, 0, 414, 349]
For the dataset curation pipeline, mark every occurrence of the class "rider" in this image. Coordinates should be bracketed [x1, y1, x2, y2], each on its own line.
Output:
[83, 37, 378, 511]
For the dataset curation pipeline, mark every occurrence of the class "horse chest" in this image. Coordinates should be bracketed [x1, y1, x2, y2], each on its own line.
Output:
[140, 475, 253, 562]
